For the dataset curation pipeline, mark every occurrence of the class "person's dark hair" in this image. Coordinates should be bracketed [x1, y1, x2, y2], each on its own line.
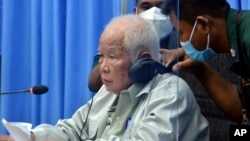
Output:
[161, 0, 230, 25]
[161, 0, 178, 16]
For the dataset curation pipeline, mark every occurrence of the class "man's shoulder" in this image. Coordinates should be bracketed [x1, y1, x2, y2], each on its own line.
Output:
[154, 73, 191, 92]
[157, 73, 187, 83]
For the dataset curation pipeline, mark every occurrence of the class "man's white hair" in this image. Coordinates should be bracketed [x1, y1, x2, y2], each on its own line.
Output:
[104, 15, 160, 63]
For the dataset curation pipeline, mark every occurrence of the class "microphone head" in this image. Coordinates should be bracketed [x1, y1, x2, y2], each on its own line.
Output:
[29, 85, 49, 95]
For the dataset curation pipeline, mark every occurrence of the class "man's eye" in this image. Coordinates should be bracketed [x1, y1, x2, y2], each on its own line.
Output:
[99, 54, 103, 59]
[109, 55, 116, 59]
[141, 6, 152, 10]
[140, 3, 153, 11]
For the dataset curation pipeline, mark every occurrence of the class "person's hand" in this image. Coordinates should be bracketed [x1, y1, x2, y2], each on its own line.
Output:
[30, 132, 36, 141]
[0, 134, 14, 141]
[0, 133, 36, 141]
[160, 48, 184, 68]
[160, 48, 206, 75]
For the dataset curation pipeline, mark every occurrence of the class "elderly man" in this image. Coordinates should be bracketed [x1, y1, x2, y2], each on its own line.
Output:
[1, 15, 209, 141]
[88, 0, 178, 92]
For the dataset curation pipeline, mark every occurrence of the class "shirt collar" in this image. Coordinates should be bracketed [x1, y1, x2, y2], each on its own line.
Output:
[120, 75, 159, 104]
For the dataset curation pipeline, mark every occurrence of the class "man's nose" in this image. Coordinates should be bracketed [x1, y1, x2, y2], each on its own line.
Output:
[100, 60, 110, 73]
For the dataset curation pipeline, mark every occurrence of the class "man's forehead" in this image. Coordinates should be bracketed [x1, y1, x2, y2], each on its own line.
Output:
[100, 31, 123, 45]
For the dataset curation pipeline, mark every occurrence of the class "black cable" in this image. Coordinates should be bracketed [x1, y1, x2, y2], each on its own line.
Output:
[78, 92, 95, 141]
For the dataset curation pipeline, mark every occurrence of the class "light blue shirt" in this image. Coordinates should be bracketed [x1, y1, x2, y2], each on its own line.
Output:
[32, 73, 209, 141]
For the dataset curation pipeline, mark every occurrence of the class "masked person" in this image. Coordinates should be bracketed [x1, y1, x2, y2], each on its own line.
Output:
[0, 14, 209, 141]
[88, 0, 177, 92]
[160, 0, 250, 124]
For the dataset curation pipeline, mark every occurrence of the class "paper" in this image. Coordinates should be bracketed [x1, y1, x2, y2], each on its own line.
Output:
[1, 118, 32, 141]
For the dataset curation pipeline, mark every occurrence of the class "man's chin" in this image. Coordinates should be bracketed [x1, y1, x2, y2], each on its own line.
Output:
[104, 85, 119, 95]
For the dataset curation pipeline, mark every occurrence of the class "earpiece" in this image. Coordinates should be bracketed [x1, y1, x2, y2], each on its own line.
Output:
[128, 58, 173, 83]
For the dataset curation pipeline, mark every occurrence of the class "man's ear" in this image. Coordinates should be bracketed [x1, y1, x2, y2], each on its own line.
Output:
[138, 51, 151, 59]
[196, 16, 210, 33]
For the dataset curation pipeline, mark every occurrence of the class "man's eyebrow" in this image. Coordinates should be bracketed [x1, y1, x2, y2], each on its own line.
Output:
[139, 2, 151, 7]
[139, 1, 163, 7]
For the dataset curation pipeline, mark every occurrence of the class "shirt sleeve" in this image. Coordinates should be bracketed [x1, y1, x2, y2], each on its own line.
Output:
[31, 102, 92, 141]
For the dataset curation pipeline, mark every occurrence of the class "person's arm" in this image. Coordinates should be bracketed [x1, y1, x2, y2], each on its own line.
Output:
[88, 54, 103, 92]
[193, 62, 242, 122]
[160, 48, 242, 122]
[31, 101, 93, 140]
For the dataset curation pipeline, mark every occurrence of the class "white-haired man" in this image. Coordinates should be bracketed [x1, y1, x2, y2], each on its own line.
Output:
[1, 15, 209, 141]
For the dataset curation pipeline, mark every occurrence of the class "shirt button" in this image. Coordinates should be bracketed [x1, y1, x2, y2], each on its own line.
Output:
[230, 48, 236, 57]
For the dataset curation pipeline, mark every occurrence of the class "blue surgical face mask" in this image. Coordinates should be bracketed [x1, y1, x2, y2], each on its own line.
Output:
[180, 20, 216, 61]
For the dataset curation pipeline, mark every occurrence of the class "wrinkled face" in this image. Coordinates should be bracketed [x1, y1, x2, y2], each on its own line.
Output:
[99, 28, 133, 95]
[136, 0, 164, 14]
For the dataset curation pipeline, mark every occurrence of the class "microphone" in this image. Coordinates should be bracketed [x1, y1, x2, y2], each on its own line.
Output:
[0, 85, 49, 95]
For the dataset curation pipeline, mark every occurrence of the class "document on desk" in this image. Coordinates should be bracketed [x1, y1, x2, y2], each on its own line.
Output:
[1, 118, 32, 141]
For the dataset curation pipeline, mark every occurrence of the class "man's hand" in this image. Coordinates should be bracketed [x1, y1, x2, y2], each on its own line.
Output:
[160, 48, 206, 75]
[0, 134, 14, 141]
[30, 133, 35, 141]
